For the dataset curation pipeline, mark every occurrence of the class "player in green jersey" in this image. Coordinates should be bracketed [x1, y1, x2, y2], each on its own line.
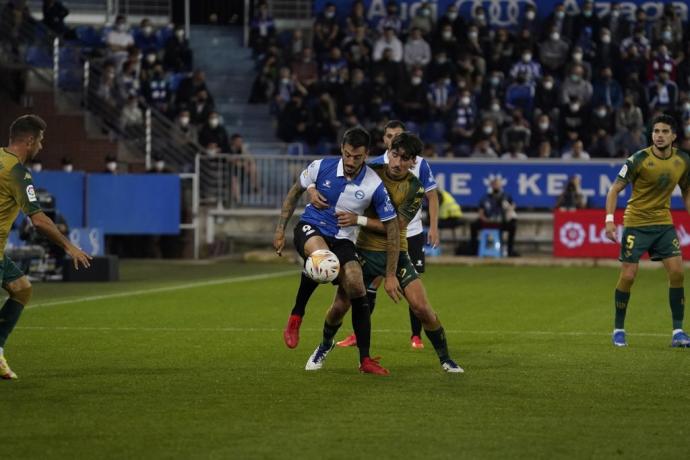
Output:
[0, 115, 92, 379]
[304, 132, 464, 374]
[605, 114, 690, 348]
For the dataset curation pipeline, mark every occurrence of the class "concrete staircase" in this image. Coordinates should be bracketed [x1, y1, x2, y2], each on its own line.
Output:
[188, 25, 280, 151]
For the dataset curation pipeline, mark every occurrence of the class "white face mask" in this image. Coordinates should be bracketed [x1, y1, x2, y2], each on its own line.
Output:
[146, 53, 156, 64]
[155, 160, 165, 170]
[411, 76, 422, 85]
[551, 32, 560, 41]
[526, 11, 536, 20]
[556, 11, 565, 19]
[596, 109, 607, 118]
[573, 52, 583, 62]
[62, 164, 73, 173]
[601, 34, 611, 44]
[442, 31, 453, 40]
[684, 103, 690, 111]
[179, 116, 190, 126]
[491, 103, 500, 112]
[447, 12, 458, 20]
[611, 10, 619, 18]
[475, 14, 485, 22]
[461, 96, 471, 106]
[143, 26, 153, 36]
[543, 81, 554, 90]
[482, 126, 493, 135]
[522, 53, 532, 62]
[209, 118, 220, 128]
[106, 161, 117, 172]
[175, 30, 184, 39]
[468, 31, 478, 40]
[570, 103, 580, 112]
[207, 148, 217, 156]
[31, 163, 42, 172]
[538, 122, 549, 131]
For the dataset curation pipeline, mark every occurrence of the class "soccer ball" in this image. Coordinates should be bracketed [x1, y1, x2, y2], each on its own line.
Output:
[305, 249, 340, 283]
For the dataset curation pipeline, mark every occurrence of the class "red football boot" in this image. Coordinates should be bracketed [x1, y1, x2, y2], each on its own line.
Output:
[283, 314, 302, 349]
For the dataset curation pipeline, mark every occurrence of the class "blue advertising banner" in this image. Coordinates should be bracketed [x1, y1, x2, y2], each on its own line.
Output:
[32, 171, 85, 227]
[86, 174, 181, 235]
[426, 159, 686, 209]
[313, 1, 688, 26]
[69, 227, 105, 256]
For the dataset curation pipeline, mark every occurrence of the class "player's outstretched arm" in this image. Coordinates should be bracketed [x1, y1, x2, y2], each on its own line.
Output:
[30, 211, 92, 269]
[274, 181, 305, 256]
[382, 218, 403, 303]
[605, 181, 626, 242]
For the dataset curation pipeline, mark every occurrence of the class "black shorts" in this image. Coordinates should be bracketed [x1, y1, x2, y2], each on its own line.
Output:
[293, 220, 358, 267]
[407, 232, 426, 274]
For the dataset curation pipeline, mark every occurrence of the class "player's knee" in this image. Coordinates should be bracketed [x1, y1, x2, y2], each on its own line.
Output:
[619, 270, 637, 285]
[668, 269, 684, 286]
[10, 283, 32, 306]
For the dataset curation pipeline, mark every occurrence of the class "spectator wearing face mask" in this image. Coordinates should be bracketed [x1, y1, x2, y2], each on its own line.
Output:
[487, 28, 514, 76]
[134, 18, 159, 55]
[250, 2, 276, 57]
[141, 63, 169, 113]
[427, 73, 455, 122]
[571, 1, 599, 51]
[398, 67, 429, 123]
[147, 156, 172, 174]
[480, 97, 509, 128]
[377, 1, 402, 36]
[538, 26, 569, 74]
[520, 4, 539, 36]
[509, 49, 542, 86]
[106, 15, 134, 67]
[198, 112, 230, 153]
[533, 76, 559, 121]
[651, 4, 683, 52]
[373, 27, 403, 63]
[555, 176, 587, 210]
[173, 110, 197, 143]
[593, 27, 620, 72]
[600, 3, 630, 44]
[409, 2, 433, 37]
[531, 113, 559, 156]
[61, 157, 74, 173]
[560, 97, 588, 140]
[560, 64, 592, 106]
[163, 26, 193, 72]
[564, 46, 592, 81]
[433, 24, 461, 62]
[501, 109, 531, 152]
[647, 71, 678, 113]
[479, 71, 505, 109]
[542, 3, 574, 42]
[446, 90, 476, 156]
[505, 71, 535, 118]
[29, 159, 42, 173]
[620, 25, 650, 61]
[589, 104, 616, 157]
[104, 155, 118, 174]
[404, 27, 431, 69]
[592, 66, 623, 110]
[189, 89, 214, 125]
[176, 70, 209, 109]
[438, 4, 465, 40]
[647, 45, 676, 83]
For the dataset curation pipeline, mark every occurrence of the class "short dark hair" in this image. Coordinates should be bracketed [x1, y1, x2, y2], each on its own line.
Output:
[341, 126, 370, 150]
[650, 113, 677, 133]
[384, 120, 406, 132]
[9, 114, 46, 142]
[390, 131, 423, 160]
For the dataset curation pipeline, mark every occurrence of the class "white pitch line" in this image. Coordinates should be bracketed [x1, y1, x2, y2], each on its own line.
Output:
[15, 325, 670, 338]
[27, 270, 298, 310]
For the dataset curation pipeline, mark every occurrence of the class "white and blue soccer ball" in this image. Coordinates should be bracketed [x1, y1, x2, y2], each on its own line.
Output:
[305, 249, 340, 283]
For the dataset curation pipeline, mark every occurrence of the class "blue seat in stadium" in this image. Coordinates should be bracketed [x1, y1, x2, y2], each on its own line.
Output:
[478, 229, 503, 258]
[422, 122, 447, 144]
[314, 141, 335, 156]
[287, 142, 305, 156]
[75, 25, 103, 48]
[403, 121, 420, 135]
[25, 46, 52, 68]
[156, 26, 173, 48]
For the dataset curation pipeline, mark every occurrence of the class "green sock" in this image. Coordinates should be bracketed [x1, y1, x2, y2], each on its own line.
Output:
[669, 287, 684, 330]
[0, 299, 24, 348]
[424, 326, 450, 363]
[614, 289, 630, 330]
[322, 321, 341, 347]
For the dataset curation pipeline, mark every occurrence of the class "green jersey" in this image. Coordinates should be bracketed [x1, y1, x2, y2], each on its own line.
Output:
[615, 147, 690, 227]
[0, 148, 42, 253]
[357, 163, 424, 252]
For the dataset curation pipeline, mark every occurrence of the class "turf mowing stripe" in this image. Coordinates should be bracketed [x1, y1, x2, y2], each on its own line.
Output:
[15, 325, 670, 338]
[27, 270, 298, 309]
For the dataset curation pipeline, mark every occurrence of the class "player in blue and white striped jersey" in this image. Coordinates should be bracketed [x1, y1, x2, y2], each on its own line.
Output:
[273, 127, 402, 374]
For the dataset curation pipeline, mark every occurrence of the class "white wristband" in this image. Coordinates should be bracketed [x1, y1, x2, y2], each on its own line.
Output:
[306, 183, 316, 190]
[605, 214, 614, 223]
[357, 216, 368, 226]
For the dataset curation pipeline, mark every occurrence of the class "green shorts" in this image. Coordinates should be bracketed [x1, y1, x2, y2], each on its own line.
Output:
[620, 225, 681, 263]
[358, 249, 418, 289]
[0, 254, 25, 285]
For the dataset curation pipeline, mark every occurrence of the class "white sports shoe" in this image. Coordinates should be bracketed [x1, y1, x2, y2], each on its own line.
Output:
[0, 354, 18, 380]
[441, 359, 464, 373]
[305, 341, 335, 371]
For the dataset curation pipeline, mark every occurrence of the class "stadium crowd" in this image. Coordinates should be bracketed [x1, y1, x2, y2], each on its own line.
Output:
[249, 1, 690, 158]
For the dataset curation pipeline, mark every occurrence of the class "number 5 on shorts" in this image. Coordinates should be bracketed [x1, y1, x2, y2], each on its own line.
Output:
[626, 234, 635, 250]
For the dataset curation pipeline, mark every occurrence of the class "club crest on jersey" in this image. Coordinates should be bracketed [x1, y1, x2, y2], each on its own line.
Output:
[26, 184, 37, 202]
[354, 190, 365, 200]
[323, 179, 332, 188]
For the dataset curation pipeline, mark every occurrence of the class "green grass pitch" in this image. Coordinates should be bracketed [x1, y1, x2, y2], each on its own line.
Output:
[2, 259, 689, 458]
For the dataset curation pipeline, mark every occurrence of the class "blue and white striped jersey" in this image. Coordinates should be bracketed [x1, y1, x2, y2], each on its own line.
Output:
[299, 158, 396, 242]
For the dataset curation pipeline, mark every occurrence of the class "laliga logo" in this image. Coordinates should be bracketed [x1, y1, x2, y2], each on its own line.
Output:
[458, 0, 536, 27]
[559, 222, 586, 249]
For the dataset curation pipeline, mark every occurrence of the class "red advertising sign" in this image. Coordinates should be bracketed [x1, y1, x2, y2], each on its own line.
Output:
[553, 210, 690, 259]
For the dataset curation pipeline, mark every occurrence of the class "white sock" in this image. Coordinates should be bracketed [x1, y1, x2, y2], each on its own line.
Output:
[613, 328, 625, 333]
[672, 329, 684, 336]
